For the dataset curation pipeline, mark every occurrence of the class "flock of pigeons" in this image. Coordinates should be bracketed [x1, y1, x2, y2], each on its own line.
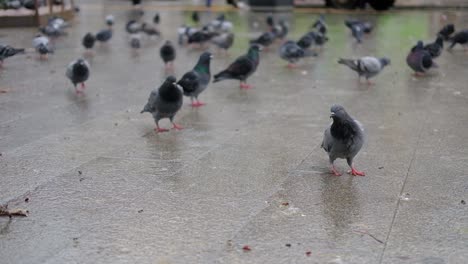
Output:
[1, 10, 467, 176]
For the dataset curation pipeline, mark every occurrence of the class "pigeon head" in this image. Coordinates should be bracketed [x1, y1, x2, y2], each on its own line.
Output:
[249, 44, 262, 52]
[165, 76, 177, 84]
[411, 41, 424, 52]
[199, 51, 213, 62]
[379, 57, 391, 67]
[105, 15, 114, 26]
[330, 105, 350, 121]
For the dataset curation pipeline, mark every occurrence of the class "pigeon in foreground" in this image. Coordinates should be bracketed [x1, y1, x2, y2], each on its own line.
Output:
[211, 32, 234, 54]
[406, 41, 433, 76]
[438, 24, 455, 41]
[213, 45, 261, 89]
[424, 36, 444, 58]
[321, 105, 366, 176]
[82, 33, 96, 51]
[66, 58, 90, 94]
[0, 44, 25, 66]
[338, 56, 390, 84]
[177, 52, 212, 107]
[140, 76, 183, 133]
[280, 40, 316, 68]
[96, 29, 112, 43]
[160, 40, 176, 70]
[33, 34, 53, 59]
[448, 29, 468, 50]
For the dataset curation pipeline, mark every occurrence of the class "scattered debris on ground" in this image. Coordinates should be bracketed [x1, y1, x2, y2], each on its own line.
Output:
[0, 204, 28, 217]
[281, 202, 289, 206]
[461, 200, 466, 205]
[306, 251, 311, 256]
[138, 209, 144, 213]
[242, 245, 251, 252]
[24, 198, 29, 203]
[285, 243, 291, 247]
[353, 230, 384, 244]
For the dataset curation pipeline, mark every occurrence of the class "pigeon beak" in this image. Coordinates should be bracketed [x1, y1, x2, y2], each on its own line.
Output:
[210, 55, 214, 59]
[330, 112, 335, 118]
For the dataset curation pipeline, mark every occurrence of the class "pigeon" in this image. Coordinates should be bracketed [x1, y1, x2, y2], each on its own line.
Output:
[406, 41, 433, 75]
[0, 44, 25, 67]
[32, 34, 53, 59]
[160, 40, 176, 70]
[82, 33, 96, 51]
[274, 20, 289, 40]
[250, 31, 275, 49]
[297, 33, 314, 50]
[279, 40, 316, 68]
[48, 16, 69, 29]
[188, 29, 216, 48]
[266, 14, 274, 30]
[141, 23, 160, 38]
[130, 34, 141, 50]
[96, 29, 112, 43]
[153, 13, 160, 25]
[177, 52, 212, 107]
[438, 24, 455, 41]
[424, 36, 444, 58]
[126, 20, 142, 34]
[140, 76, 183, 133]
[192, 11, 200, 25]
[345, 19, 372, 43]
[105, 15, 114, 27]
[4, 0, 22, 9]
[213, 45, 261, 89]
[40, 24, 65, 37]
[338, 56, 390, 84]
[211, 32, 234, 54]
[312, 31, 329, 47]
[312, 15, 327, 35]
[448, 29, 468, 50]
[66, 58, 90, 94]
[321, 105, 366, 176]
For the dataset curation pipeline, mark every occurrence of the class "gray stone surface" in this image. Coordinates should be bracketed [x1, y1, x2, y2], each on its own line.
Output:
[1, 2, 468, 264]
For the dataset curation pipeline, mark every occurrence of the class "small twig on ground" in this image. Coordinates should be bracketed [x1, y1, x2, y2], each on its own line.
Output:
[0, 204, 28, 217]
[353, 230, 383, 244]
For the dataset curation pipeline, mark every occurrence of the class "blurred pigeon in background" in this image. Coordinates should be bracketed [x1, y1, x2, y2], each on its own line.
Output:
[96, 28, 112, 43]
[140, 76, 183, 133]
[424, 36, 444, 58]
[0, 44, 25, 67]
[211, 32, 234, 54]
[250, 31, 275, 50]
[82, 33, 96, 52]
[438, 24, 455, 41]
[406, 41, 434, 75]
[338, 56, 390, 84]
[448, 29, 468, 50]
[160, 40, 176, 70]
[213, 45, 261, 89]
[321, 105, 366, 176]
[32, 34, 53, 59]
[280, 40, 316, 68]
[66, 58, 90, 94]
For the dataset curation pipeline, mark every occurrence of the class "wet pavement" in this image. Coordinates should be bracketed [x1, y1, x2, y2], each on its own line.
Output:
[1, 1, 468, 263]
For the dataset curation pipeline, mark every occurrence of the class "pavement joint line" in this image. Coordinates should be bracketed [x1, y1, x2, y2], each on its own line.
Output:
[377, 113, 428, 264]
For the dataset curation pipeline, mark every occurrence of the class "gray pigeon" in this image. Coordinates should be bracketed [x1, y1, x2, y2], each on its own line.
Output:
[211, 32, 234, 54]
[280, 40, 316, 68]
[321, 105, 366, 176]
[338, 56, 390, 84]
[177, 52, 212, 107]
[96, 29, 112, 43]
[448, 29, 468, 50]
[141, 76, 183, 132]
[160, 40, 176, 70]
[32, 34, 53, 59]
[130, 34, 141, 50]
[0, 44, 25, 66]
[66, 58, 90, 94]
[406, 41, 433, 75]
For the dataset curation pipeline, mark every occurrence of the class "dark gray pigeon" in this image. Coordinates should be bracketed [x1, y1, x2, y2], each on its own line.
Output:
[448, 29, 468, 50]
[141, 23, 160, 38]
[297, 33, 314, 50]
[0, 44, 25, 66]
[66, 58, 90, 94]
[141, 76, 183, 132]
[126, 20, 142, 34]
[211, 32, 234, 54]
[321, 105, 366, 176]
[312, 15, 327, 35]
[160, 40, 176, 70]
[438, 24, 455, 41]
[82, 33, 96, 51]
[213, 45, 261, 89]
[96, 29, 112, 43]
[130, 34, 141, 50]
[406, 41, 433, 75]
[279, 40, 316, 68]
[250, 31, 275, 50]
[177, 52, 212, 107]
[424, 36, 443, 58]
[338, 56, 390, 84]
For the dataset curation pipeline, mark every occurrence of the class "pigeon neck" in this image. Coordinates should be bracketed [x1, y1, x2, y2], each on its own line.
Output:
[330, 118, 357, 140]
[247, 49, 259, 61]
[194, 61, 210, 74]
[159, 83, 181, 102]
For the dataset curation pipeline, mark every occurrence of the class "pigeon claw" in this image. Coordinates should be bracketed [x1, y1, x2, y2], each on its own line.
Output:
[240, 83, 252, 89]
[287, 63, 298, 69]
[155, 127, 170, 133]
[191, 101, 206, 107]
[348, 168, 365, 176]
[331, 167, 342, 176]
[172, 123, 183, 130]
